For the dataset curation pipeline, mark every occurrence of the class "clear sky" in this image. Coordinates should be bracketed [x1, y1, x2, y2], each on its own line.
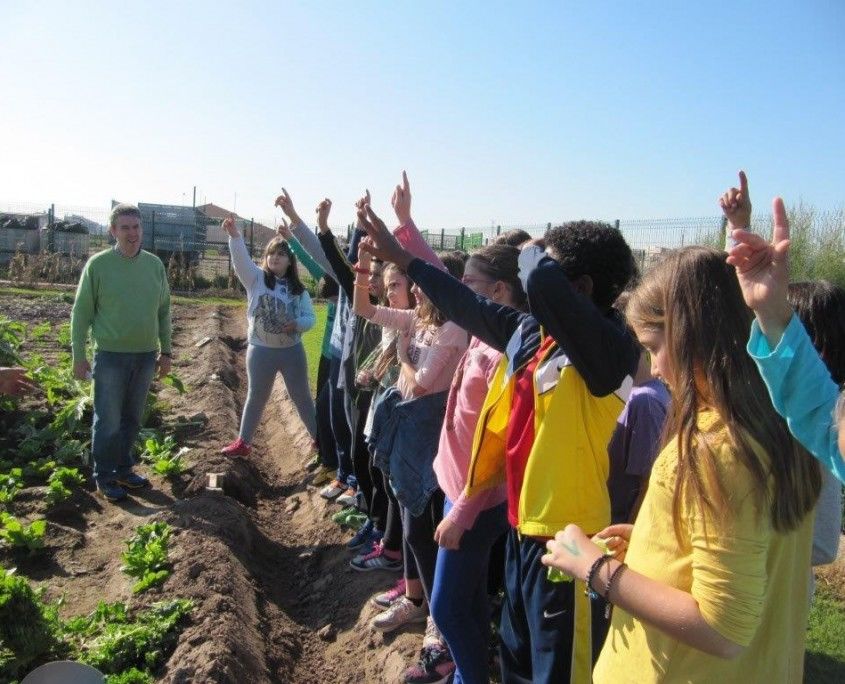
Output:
[1, 1, 843, 230]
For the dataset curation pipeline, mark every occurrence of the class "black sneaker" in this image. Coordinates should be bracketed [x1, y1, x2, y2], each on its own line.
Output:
[97, 481, 128, 502]
[403, 644, 455, 684]
[115, 472, 150, 489]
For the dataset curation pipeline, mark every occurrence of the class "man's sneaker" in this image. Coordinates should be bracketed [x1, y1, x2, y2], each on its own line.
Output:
[372, 578, 407, 609]
[221, 437, 251, 457]
[370, 596, 427, 633]
[115, 472, 150, 490]
[350, 543, 403, 572]
[97, 481, 127, 503]
[403, 644, 455, 684]
[332, 506, 358, 525]
[335, 486, 358, 507]
[347, 520, 383, 550]
[319, 479, 346, 499]
[311, 466, 334, 487]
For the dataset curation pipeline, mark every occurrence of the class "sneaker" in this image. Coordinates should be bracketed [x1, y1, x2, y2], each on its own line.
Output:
[221, 437, 252, 457]
[306, 453, 321, 472]
[403, 644, 455, 684]
[372, 578, 407, 609]
[347, 520, 381, 550]
[311, 465, 334, 487]
[115, 472, 150, 490]
[319, 479, 346, 499]
[370, 596, 427, 633]
[422, 616, 442, 649]
[350, 542, 403, 572]
[97, 481, 127, 502]
[335, 486, 358, 507]
[332, 506, 358, 525]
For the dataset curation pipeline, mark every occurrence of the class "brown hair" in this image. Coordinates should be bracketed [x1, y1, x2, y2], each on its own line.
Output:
[373, 263, 415, 381]
[468, 243, 527, 310]
[627, 246, 820, 536]
[261, 237, 304, 296]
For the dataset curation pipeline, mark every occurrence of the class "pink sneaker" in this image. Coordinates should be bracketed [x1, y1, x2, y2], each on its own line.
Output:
[372, 578, 407, 609]
[221, 437, 251, 457]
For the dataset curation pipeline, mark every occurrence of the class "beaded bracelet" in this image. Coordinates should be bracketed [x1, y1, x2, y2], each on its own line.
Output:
[585, 555, 612, 600]
[602, 562, 628, 618]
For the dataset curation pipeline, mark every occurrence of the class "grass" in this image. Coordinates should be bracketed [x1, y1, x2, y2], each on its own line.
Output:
[806, 584, 845, 682]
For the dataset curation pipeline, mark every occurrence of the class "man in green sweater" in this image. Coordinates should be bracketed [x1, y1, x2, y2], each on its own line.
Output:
[71, 204, 172, 502]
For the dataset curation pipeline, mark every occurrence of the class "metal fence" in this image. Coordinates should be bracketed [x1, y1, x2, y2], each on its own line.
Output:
[2, 200, 842, 291]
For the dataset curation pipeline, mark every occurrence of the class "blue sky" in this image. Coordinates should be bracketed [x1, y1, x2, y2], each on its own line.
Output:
[1, 1, 842, 230]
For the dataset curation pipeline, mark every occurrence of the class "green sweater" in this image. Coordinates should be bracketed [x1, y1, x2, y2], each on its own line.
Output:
[71, 248, 172, 362]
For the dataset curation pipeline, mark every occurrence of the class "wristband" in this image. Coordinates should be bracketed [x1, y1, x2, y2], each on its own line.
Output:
[585, 555, 612, 600]
[354, 266, 371, 275]
[603, 562, 627, 618]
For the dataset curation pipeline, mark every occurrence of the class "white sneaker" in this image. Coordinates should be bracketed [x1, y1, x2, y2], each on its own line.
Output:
[319, 479, 345, 499]
[370, 596, 427, 633]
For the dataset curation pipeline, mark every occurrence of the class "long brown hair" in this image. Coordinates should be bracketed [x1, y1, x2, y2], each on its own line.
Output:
[373, 263, 415, 382]
[262, 237, 304, 296]
[627, 247, 820, 536]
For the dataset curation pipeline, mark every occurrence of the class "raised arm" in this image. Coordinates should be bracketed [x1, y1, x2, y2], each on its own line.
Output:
[279, 219, 324, 281]
[390, 171, 445, 269]
[358, 205, 524, 352]
[526, 256, 639, 396]
[223, 218, 262, 289]
[275, 188, 338, 281]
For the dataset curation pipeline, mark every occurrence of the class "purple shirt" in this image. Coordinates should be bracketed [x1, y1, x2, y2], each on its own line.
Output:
[607, 379, 670, 524]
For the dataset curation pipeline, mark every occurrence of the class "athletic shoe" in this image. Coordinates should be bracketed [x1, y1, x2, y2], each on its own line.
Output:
[311, 466, 334, 487]
[403, 644, 455, 684]
[306, 453, 321, 471]
[97, 481, 127, 502]
[319, 479, 346, 499]
[332, 506, 358, 525]
[335, 486, 358, 507]
[422, 616, 443, 649]
[370, 596, 427, 633]
[350, 542, 403, 572]
[372, 578, 407, 609]
[115, 472, 150, 490]
[347, 520, 381, 550]
[221, 437, 252, 457]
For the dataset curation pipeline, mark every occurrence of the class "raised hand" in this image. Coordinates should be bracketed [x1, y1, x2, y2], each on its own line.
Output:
[719, 170, 752, 230]
[726, 197, 794, 344]
[315, 198, 332, 233]
[277, 218, 292, 240]
[274, 188, 300, 223]
[222, 217, 239, 238]
[355, 189, 371, 212]
[357, 239, 372, 270]
[357, 205, 413, 269]
[391, 170, 412, 225]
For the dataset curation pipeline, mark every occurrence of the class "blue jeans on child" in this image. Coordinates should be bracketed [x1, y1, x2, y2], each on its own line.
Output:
[430, 499, 509, 684]
[91, 350, 157, 486]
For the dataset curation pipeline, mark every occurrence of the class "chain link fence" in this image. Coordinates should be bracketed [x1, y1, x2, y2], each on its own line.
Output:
[2, 200, 843, 293]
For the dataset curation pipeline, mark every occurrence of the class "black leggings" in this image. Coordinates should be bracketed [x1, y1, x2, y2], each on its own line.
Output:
[402, 489, 445, 602]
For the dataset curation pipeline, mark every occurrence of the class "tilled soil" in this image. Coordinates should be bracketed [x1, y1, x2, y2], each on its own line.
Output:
[2, 292, 424, 683]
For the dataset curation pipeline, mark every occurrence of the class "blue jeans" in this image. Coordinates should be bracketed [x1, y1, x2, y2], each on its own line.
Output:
[430, 499, 509, 684]
[91, 350, 157, 485]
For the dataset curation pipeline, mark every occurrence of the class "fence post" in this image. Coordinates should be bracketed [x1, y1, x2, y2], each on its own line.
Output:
[496, 225, 501, 236]
[440, 229, 445, 250]
[151, 212, 156, 252]
[460, 227, 465, 250]
[614, 219, 620, 231]
[250, 219, 254, 256]
[47, 203, 55, 253]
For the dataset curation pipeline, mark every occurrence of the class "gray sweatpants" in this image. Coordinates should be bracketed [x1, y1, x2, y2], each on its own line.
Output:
[239, 343, 317, 443]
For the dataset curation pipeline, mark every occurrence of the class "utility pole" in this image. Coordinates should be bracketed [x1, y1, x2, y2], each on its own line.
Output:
[192, 186, 196, 208]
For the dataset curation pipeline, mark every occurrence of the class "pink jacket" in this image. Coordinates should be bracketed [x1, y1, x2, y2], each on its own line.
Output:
[433, 337, 507, 530]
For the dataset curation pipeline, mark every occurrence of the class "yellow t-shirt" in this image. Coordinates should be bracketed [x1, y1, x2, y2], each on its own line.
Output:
[594, 410, 813, 683]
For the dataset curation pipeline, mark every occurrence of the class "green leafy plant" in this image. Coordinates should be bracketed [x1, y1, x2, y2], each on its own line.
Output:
[141, 435, 188, 477]
[161, 373, 186, 394]
[0, 567, 64, 680]
[0, 317, 26, 366]
[45, 467, 85, 506]
[0, 513, 46, 552]
[105, 667, 154, 684]
[120, 522, 172, 594]
[0, 468, 24, 505]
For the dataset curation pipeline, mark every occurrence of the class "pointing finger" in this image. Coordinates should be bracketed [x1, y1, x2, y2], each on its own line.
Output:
[772, 197, 789, 245]
[738, 170, 748, 197]
[402, 170, 410, 193]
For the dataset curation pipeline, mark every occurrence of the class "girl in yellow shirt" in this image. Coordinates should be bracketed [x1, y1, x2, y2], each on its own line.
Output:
[542, 245, 822, 683]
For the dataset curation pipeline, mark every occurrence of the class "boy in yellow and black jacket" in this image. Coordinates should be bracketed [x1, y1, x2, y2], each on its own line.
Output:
[400, 223, 639, 684]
